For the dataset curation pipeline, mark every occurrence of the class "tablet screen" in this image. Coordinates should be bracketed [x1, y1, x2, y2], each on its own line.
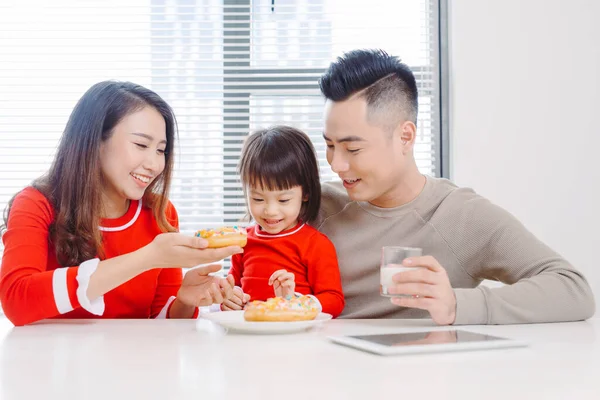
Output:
[349, 330, 507, 347]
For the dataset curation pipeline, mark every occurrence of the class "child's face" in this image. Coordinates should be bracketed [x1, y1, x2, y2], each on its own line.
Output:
[247, 185, 306, 234]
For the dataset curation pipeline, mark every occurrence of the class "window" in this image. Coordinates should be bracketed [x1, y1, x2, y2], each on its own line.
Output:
[0, 0, 444, 253]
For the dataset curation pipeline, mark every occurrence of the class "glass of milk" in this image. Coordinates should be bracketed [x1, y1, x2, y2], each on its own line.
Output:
[380, 246, 422, 297]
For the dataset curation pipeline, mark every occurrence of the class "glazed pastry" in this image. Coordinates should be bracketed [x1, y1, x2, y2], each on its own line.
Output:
[195, 226, 248, 248]
[244, 295, 319, 322]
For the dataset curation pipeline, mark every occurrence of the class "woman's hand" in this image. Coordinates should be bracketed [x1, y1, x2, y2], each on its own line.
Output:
[176, 264, 235, 308]
[145, 232, 243, 270]
[269, 269, 295, 298]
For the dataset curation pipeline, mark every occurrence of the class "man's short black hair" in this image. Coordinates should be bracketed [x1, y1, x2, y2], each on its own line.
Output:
[319, 49, 418, 128]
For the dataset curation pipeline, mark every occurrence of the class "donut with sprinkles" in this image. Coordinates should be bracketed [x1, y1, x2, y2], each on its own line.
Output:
[194, 226, 248, 248]
[244, 295, 319, 322]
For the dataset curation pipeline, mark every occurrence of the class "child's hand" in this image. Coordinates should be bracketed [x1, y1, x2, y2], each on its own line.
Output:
[269, 269, 296, 298]
[221, 286, 250, 311]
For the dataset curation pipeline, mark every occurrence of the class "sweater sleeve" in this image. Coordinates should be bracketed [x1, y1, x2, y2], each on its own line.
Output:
[229, 253, 244, 287]
[150, 268, 183, 318]
[149, 201, 198, 319]
[0, 189, 103, 326]
[437, 190, 596, 325]
[304, 232, 345, 318]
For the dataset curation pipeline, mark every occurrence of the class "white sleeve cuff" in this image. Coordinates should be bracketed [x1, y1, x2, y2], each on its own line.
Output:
[76, 258, 105, 316]
[199, 304, 223, 314]
[295, 292, 322, 313]
[52, 267, 74, 314]
[156, 296, 177, 319]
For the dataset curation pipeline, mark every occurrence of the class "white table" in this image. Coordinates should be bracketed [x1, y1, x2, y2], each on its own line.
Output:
[0, 317, 598, 400]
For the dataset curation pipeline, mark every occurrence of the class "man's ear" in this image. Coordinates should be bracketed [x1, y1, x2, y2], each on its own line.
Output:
[395, 120, 417, 153]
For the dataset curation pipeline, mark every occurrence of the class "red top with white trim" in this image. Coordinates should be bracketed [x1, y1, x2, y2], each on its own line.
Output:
[230, 223, 345, 318]
[0, 187, 186, 326]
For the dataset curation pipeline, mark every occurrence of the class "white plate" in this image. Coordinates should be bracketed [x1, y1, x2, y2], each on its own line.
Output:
[200, 310, 332, 334]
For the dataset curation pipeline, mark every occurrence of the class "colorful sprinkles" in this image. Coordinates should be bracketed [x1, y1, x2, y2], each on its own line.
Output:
[194, 226, 246, 238]
[246, 295, 319, 312]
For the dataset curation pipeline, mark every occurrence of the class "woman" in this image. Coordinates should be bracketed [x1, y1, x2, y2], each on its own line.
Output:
[0, 81, 242, 326]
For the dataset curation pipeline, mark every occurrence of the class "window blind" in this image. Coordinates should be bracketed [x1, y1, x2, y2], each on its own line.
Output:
[0, 0, 441, 252]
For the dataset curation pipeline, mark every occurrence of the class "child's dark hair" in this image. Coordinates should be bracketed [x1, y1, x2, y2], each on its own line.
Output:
[238, 126, 321, 223]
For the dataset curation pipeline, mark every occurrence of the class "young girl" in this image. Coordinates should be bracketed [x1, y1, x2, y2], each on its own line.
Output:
[221, 126, 345, 317]
[0, 81, 242, 326]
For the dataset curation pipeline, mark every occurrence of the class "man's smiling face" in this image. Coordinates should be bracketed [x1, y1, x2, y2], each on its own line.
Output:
[323, 96, 410, 207]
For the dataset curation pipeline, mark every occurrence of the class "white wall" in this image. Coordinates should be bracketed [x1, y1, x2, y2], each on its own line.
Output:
[449, 0, 599, 313]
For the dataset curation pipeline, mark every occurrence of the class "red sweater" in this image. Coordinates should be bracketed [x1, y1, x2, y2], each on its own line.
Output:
[0, 187, 185, 326]
[230, 223, 345, 317]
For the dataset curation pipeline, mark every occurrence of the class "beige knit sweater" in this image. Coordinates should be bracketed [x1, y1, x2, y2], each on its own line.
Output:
[316, 176, 595, 324]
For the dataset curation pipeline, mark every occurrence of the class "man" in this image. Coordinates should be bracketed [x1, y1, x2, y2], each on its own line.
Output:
[316, 49, 595, 325]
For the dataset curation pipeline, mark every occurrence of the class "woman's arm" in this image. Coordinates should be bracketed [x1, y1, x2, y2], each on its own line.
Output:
[0, 189, 242, 325]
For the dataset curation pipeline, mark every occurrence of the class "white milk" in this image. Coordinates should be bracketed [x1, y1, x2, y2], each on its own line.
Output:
[380, 265, 418, 296]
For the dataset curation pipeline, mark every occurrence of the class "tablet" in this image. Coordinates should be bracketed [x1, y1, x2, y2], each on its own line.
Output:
[328, 329, 527, 356]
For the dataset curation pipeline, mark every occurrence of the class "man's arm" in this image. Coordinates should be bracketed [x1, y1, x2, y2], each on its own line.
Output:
[438, 190, 595, 325]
